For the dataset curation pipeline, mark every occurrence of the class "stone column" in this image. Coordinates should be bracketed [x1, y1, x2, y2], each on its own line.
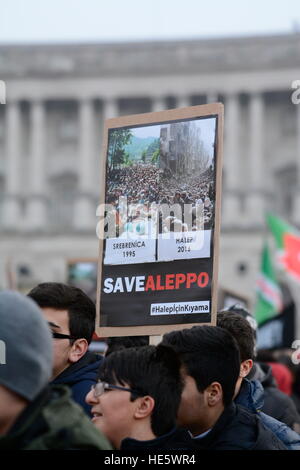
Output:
[222, 93, 241, 225]
[3, 100, 22, 229]
[176, 96, 190, 109]
[245, 92, 265, 225]
[292, 103, 300, 225]
[206, 92, 218, 104]
[152, 97, 166, 112]
[100, 98, 118, 156]
[95, 98, 119, 216]
[74, 99, 96, 230]
[103, 98, 118, 121]
[27, 100, 47, 230]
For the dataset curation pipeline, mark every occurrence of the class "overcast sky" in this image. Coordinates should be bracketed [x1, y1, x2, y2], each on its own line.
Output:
[1, 0, 300, 44]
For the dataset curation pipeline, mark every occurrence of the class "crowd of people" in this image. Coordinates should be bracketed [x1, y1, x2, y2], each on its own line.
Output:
[105, 163, 215, 237]
[1, 283, 300, 451]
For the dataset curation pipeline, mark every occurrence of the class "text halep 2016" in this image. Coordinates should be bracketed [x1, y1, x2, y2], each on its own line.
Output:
[103, 272, 209, 294]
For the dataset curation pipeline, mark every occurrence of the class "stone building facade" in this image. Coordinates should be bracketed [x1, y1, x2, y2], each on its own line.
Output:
[0, 33, 300, 327]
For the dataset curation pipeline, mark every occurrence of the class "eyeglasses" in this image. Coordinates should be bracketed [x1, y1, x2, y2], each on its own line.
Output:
[91, 380, 143, 398]
[48, 322, 76, 340]
[51, 331, 75, 340]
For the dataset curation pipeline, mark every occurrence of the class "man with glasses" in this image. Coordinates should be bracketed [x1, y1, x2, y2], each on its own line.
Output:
[85, 344, 196, 450]
[28, 282, 101, 417]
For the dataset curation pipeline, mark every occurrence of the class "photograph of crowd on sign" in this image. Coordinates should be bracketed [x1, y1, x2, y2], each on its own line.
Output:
[103, 116, 216, 265]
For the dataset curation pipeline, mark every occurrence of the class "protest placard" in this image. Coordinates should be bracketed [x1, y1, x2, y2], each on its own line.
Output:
[96, 103, 223, 337]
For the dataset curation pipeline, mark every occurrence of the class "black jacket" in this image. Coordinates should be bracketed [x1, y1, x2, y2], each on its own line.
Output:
[121, 427, 197, 451]
[248, 363, 300, 430]
[51, 352, 102, 417]
[192, 403, 287, 450]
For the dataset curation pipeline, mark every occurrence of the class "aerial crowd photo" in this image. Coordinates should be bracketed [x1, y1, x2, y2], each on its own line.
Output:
[105, 117, 216, 241]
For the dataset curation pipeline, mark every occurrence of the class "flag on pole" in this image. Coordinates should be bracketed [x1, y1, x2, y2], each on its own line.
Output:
[266, 213, 300, 282]
[254, 242, 283, 325]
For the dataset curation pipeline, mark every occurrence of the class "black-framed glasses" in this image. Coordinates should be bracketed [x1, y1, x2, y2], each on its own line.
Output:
[51, 331, 75, 340]
[91, 380, 143, 398]
[48, 322, 76, 341]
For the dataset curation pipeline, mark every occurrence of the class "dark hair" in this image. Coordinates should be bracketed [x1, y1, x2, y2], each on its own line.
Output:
[223, 305, 257, 336]
[162, 325, 240, 407]
[105, 336, 149, 356]
[99, 344, 183, 437]
[27, 282, 95, 344]
[217, 310, 255, 362]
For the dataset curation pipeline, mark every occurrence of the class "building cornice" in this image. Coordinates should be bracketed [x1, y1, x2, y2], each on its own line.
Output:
[1, 33, 300, 79]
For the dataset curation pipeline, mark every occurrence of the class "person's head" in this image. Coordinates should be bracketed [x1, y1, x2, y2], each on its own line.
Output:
[162, 325, 240, 436]
[27, 282, 95, 379]
[105, 336, 149, 357]
[0, 291, 52, 435]
[223, 305, 258, 337]
[86, 344, 182, 449]
[217, 309, 256, 395]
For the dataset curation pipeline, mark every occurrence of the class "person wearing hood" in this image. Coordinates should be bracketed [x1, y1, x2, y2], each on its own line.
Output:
[217, 309, 300, 449]
[28, 282, 102, 417]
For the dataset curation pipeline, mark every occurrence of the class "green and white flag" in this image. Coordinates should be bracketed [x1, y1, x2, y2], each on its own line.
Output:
[254, 242, 283, 326]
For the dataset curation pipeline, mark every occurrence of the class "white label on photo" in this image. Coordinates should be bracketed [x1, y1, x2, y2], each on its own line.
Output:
[157, 230, 211, 261]
[104, 237, 156, 265]
[150, 301, 210, 316]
